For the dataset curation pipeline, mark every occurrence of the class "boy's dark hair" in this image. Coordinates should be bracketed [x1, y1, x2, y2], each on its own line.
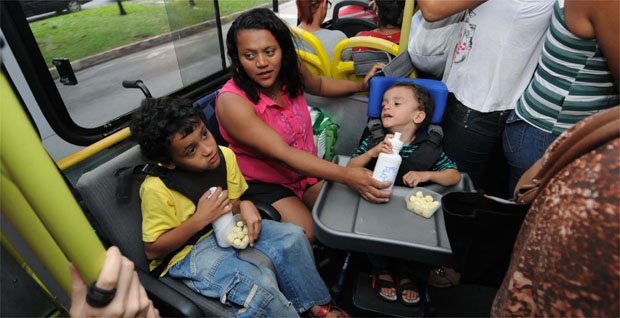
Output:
[226, 8, 303, 104]
[389, 81, 435, 130]
[130, 97, 203, 164]
[375, 0, 405, 28]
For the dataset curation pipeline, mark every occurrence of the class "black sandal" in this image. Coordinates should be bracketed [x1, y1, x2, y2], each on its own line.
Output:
[397, 278, 421, 306]
[372, 271, 397, 303]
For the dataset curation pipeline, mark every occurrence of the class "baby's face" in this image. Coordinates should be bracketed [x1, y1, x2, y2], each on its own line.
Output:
[381, 86, 423, 130]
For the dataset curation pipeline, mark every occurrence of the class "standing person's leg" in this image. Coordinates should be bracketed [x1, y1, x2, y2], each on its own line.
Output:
[252, 220, 334, 313]
[168, 235, 299, 317]
[442, 94, 508, 189]
[503, 111, 557, 196]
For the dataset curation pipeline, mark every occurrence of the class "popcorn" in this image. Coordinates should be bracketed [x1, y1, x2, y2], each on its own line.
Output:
[231, 220, 249, 248]
[406, 190, 441, 218]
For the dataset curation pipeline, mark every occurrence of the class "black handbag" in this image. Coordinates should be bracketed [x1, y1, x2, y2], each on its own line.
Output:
[441, 192, 530, 288]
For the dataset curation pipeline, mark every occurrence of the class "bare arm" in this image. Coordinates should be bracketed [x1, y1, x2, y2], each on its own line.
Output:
[565, 0, 619, 86]
[144, 187, 232, 260]
[300, 60, 384, 95]
[347, 136, 394, 168]
[417, 0, 485, 22]
[217, 93, 392, 202]
[403, 169, 461, 188]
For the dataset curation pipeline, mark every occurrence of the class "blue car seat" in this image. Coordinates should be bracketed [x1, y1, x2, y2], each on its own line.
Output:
[367, 76, 448, 123]
[363, 76, 448, 144]
[360, 76, 449, 177]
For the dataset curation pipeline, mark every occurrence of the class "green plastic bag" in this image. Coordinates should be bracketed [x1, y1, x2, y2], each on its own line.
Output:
[309, 107, 339, 161]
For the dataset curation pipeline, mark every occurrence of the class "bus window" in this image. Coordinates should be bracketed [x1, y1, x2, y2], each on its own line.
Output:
[2, 0, 274, 160]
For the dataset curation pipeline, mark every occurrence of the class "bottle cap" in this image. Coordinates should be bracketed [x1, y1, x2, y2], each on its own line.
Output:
[391, 132, 403, 153]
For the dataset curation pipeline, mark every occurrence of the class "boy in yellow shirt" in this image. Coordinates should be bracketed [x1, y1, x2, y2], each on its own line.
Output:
[131, 97, 349, 318]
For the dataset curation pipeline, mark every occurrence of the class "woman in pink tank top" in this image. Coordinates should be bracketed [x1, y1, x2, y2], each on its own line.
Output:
[216, 8, 390, 241]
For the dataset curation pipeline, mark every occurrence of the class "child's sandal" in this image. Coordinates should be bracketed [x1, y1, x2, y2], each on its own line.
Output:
[372, 271, 398, 303]
[397, 279, 421, 306]
[307, 302, 350, 318]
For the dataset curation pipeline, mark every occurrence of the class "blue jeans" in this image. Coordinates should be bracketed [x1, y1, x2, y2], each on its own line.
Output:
[441, 94, 510, 190]
[503, 110, 557, 196]
[168, 220, 331, 317]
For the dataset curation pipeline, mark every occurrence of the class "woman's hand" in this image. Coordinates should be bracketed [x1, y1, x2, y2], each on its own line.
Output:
[344, 166, 392, 202]
[69, 246, 159, 318]
[361, 62, 386, 91]
[239, 200, 262, 246]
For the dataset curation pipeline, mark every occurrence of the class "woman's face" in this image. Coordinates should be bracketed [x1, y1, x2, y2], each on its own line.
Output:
[236, 29, 282, 90]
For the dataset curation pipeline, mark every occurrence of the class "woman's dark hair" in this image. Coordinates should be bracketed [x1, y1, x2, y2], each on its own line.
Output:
[226, 8, 303, 104]
[130, 96, 203, 164]
[375, 0, 405, 28]
[297, 0, 323, 24]
[389, 81, 435, 130]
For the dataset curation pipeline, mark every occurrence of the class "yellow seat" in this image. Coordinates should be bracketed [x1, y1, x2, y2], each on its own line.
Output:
[289, 26, 332, 77]
[332, 37, 416, 81]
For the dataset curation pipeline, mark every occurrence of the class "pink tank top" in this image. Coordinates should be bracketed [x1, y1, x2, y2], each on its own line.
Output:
[216, 79, 317, 199]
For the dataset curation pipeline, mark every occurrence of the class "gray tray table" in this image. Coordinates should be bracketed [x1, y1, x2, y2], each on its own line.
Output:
[312, 155, 474, 266]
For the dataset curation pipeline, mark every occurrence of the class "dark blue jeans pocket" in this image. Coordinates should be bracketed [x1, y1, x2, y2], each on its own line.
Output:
[502, 112, 526, 153]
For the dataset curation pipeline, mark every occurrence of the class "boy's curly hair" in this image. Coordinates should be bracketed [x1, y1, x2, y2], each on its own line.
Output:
[130, 97, 203, 164]
[389, 81, 435, 130]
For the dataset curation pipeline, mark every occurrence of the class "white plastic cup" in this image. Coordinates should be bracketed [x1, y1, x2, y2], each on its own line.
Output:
[207, 187, 235, 248]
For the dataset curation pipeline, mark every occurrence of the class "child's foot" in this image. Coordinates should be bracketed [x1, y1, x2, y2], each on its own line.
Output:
[398, 277, 420, 306]
[308, 303, 350, 318]
[373, 272, 397, 302]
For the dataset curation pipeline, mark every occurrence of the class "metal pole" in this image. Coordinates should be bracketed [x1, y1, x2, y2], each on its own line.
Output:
[399, 0, 415, 54]
[0, 74, 106, 285]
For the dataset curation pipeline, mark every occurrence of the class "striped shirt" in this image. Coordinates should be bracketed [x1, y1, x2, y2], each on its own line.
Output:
[516, 0, 619, 135]
[352, 136, 458, 172]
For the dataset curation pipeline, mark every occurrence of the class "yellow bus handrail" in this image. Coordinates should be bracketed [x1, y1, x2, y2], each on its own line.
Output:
[399, 0, 416, 54]
[289, 25, 332, 77]
[56, 127, 132, 171]
[1, 74, 106, 286]
[331, 36, 400, 81]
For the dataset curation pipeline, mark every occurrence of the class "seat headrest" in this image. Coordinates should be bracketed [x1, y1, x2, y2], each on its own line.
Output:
[367, 77, 448, 124]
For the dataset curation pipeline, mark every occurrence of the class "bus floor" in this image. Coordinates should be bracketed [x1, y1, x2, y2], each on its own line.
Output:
[314, 247, 497, 317]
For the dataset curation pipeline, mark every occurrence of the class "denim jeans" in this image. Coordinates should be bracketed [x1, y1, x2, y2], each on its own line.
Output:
[502, 110, 557, 196]
[168, 220, 331, 317]
[441, 94, 510, 190]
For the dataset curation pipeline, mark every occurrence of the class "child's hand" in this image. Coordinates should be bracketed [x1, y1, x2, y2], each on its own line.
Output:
[194, 187, 232, 228]
[239, 201, 261, 247]
[368, 134, 394, 158]
[403, 171, 431, 188]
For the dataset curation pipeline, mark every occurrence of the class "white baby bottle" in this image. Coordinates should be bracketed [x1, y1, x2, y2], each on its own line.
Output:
[372, 132, 403, 190]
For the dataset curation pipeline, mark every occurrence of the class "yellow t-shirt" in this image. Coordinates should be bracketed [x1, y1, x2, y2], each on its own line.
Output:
[140, 146, 248, 276]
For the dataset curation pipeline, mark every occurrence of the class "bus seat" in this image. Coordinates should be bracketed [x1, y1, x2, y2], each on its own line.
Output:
[332, 0, 377, 37]
[76, 145, 276, 316]
[289, 26, 332, 77]
[332, 37, 404, 81]
[193, 89, 228, 147]
[332, 18, 377, 38]
[334, 0, 376, 21]
[367, 76, 448, 123]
